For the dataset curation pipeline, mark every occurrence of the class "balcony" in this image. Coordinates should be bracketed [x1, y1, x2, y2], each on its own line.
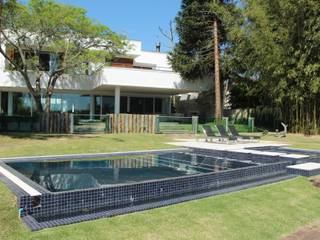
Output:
[94, 66, 201, 94]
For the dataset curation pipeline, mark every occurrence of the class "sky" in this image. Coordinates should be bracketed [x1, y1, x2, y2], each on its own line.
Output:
[55, 0, 182, 52]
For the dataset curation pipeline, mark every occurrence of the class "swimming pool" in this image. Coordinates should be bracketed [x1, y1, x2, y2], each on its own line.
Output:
[7, 152, 255, 192]
[0, 148, 291, 230]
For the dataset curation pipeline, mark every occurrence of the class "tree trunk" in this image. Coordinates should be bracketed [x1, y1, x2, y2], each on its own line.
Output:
[0, 0, 3, 28]
[213, 17, 222, 120]
[44, 94, 52, 113]
[0, 0, 3, 43]
[33, 94, 43, 113]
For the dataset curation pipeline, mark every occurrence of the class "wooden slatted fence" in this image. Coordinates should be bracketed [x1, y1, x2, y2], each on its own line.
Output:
[107, 114, 157, 134]
[39, 113, 71, 133]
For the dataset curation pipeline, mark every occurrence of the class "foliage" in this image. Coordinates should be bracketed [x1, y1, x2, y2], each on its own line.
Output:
[170, 0, 239, 80]
[170, 0, 242, 119]
[0, 0, 125, 112]
[225, 0, 320, 134]
[171, 0, 320, 134]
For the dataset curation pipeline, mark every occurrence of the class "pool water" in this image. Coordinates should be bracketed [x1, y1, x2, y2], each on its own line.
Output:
[7, 152, 255, 192]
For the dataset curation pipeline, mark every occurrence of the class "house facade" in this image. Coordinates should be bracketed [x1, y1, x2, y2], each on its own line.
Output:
[0, 40, 207, 118]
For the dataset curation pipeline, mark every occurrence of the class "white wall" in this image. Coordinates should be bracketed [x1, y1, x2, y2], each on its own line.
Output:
[97, 67, 193, 92]
[0, 42, 211, 94]
[134, 51, 171, 71]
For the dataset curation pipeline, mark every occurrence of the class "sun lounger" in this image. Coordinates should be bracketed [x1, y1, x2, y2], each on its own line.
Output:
[202, 125, 217, 142]
[228, 125, 260, 141]
[216, 124, 237, 142]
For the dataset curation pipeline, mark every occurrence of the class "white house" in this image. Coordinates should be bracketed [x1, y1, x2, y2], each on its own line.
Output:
[0, 40, 207, 118]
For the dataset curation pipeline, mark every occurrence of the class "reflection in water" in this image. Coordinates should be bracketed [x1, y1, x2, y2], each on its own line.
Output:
[8, 153, 255, 192]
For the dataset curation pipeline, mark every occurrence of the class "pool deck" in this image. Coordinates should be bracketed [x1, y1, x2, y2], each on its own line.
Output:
[288, 163, 320, 171]
[168, 139, 309, 159]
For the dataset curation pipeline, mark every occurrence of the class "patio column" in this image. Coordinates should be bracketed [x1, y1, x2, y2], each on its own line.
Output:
[114, 86, 120, 114]
[8, 92, 13, 116]
[90, 95, 95, 119]
[168, 96, 172, 115]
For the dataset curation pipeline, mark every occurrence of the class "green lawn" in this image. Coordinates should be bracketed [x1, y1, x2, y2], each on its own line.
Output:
[0, 133, 320, 240]
[0, 133, 174, 158]
[262, 133, 320, 150]
[1, 177, 320, 240]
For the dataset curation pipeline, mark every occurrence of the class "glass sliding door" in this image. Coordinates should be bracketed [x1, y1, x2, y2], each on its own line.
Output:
[130, 97, 155, 114]
[155, 98, 163, 114]
[101, 96, 114, 114]
[130, 97, 143, 114]
[50, 93, 90, 114]
[120, 96, 127, 113]
[94, 96, 102, 115]
[0, 92, 8, 115]
[144, 98, 153, 114]
[12, 92, 33, 116]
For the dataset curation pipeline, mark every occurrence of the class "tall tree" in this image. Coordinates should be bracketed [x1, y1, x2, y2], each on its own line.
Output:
[225, 0, 320, 133]
[0, 0, 125, 112]
[170, 0, 235, 119]
[213, 15, 221, 119]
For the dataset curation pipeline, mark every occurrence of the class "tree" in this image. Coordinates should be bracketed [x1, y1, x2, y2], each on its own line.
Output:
[225, 0, 320, 133]
[159, 20, 176, 51]
[213, 14, 221, 119]
[170, 0, 236, 119]
[0, 0, 125, 113]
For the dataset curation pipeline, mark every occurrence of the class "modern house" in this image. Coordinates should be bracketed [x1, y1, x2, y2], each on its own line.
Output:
[0, 40, 207, 118]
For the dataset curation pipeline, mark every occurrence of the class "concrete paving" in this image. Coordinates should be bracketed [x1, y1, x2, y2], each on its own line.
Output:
[287, 162, 320, 171]
[168, 139, 309, 159]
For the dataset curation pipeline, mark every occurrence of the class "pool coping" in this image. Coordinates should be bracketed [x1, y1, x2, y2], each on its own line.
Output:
[0, 148, 190, 163]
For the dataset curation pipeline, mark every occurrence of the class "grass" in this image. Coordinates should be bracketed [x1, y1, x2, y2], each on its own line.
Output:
[0, 133, 320, 239]
[1, 177, 320, 240]
[262, 133, 320, 150]
[0, 133, 174, 158]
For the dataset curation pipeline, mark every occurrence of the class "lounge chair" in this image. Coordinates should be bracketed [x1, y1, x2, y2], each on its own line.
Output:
[202, 125, 217, 142]
[216, 124, 237, 142]
[228, 125, 260, 141]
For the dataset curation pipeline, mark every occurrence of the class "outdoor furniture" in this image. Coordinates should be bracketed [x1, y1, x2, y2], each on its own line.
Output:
[216, 124, 237, 142]
[202, 125, 217, 142]
[228, 125, 260, 141]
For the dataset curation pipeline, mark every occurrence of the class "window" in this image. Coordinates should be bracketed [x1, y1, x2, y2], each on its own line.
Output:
[12, 92, 33, 116]
[133, 66, 153, 70]
[50, 94, 63, 112]
[0, 92, 8, 115]
[144, 98, 153, 114]
[111, 58, 133, 68]
[155, 98, 163, 114]
[120, 96, 128, 113]
[130, 97, 154, 114]
[94, 96, 102, 115]
[49, 94, 90, 114]
[101, 96, 114, 114]
[39, 52, 50, 71]
[5, 48, 22, 69]
[5, 46, 63, 72]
